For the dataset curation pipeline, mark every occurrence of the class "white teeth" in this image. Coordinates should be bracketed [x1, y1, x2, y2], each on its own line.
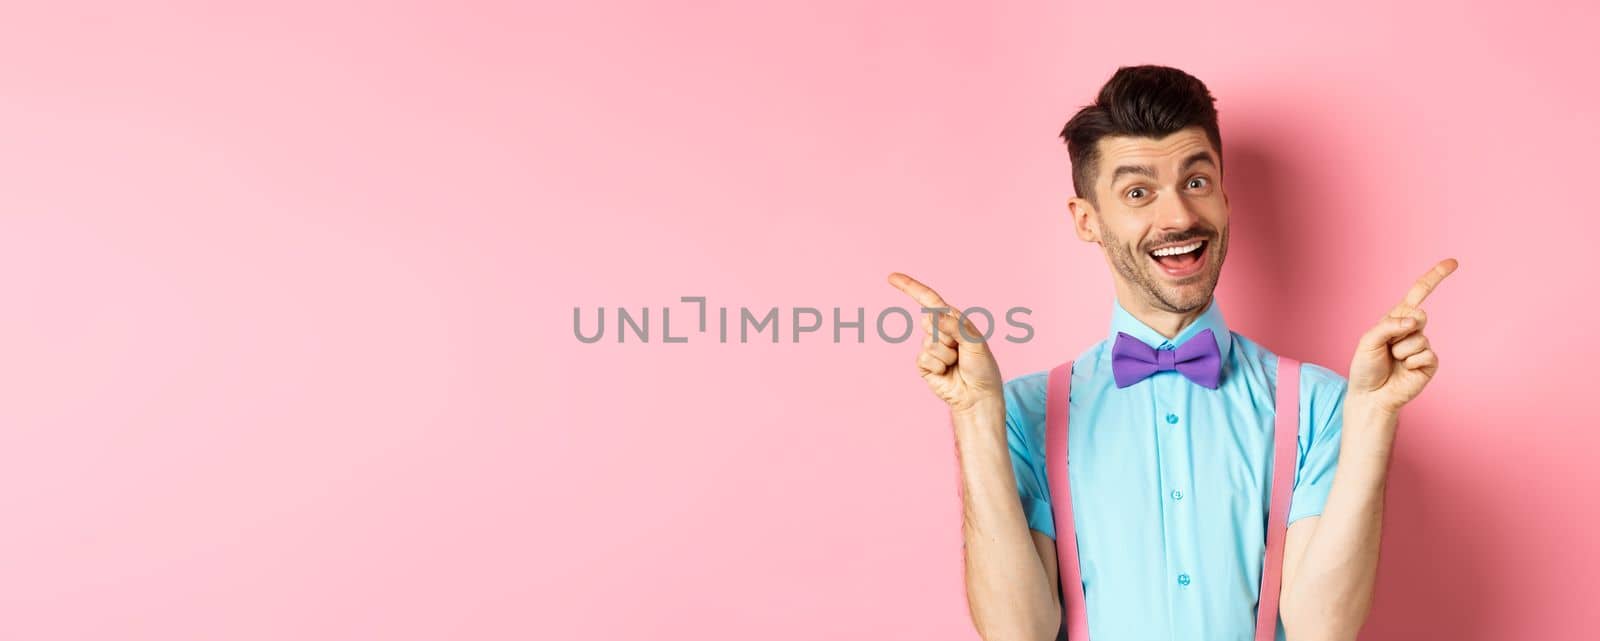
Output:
[1151, 241, 1203, 257]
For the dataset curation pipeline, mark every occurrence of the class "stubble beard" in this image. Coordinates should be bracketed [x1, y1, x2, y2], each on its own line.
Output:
[1102, 222, 1228, 314]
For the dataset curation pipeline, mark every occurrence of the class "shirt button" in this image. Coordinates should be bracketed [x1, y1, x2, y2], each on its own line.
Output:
[1177, 573, 1191, 587]
[1171, 490, 1183, 501]
[1165, 413, 1179, 424]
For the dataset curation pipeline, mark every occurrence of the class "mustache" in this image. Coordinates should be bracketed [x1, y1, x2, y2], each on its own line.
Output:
[1143, 230, 1215, 253]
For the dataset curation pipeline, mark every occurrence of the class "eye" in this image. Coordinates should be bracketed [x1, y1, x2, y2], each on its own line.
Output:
[1187, 176, 1210, 189]
[1126, 187, 1148, 200]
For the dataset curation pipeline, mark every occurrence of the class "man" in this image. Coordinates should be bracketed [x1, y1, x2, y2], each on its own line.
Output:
[887, 65, 1456, 641]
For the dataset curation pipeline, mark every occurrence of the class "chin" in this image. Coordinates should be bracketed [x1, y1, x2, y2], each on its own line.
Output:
[1148, 276, 1218, 312]
[1149, 261, 1224, 313]
[1165, 292, 1213, 313]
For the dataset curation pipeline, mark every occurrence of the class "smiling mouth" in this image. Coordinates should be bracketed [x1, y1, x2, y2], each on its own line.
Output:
[1148, 239, 1208, 278]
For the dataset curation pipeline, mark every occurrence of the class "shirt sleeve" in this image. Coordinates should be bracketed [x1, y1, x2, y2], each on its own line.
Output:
[1002, 371, 1056, 539]
[1288, 361, 1348, 524]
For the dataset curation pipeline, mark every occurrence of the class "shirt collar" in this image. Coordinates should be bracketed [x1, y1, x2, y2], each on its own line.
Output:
[1108, 296, 1233, 364]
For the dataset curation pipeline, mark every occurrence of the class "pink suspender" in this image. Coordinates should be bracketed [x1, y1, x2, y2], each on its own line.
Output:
[1044, 356, 1300, 641]
[1257, 357, 1299, 641]
[1044, 360, 1090, 641]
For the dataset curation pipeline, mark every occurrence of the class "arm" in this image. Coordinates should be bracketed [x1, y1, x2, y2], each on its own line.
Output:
[1281, 257, 1457, 641]
[1278, 403, 1395, 641]
[954, 403, 1062, 641]
[885, 272, 1059, 641]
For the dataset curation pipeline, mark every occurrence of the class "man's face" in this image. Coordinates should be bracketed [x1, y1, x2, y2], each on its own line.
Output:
[1071, 126, 1229, 314]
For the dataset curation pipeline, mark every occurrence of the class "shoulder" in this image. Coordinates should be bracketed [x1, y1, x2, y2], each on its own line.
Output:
[1294, 361, 1349, 432]
[1002, 369, 1051, 427]
[995, 370, 1050, 454]
[1232, 332, 1347, 396]
[1000, 341, 1108, 436]
[1259, 339, 1349, 430]
[1000, 341, 1105, 416]
[1231, 333, 1348, 427]
[1296, 361, 1349, 398]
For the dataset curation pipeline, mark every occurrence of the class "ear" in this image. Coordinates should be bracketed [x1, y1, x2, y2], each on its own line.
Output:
[1067, 196, 1101, 244]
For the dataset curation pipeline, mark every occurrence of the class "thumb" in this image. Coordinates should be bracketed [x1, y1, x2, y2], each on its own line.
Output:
[1358, 315, 1417, 355]
[948, 309, 995, 358]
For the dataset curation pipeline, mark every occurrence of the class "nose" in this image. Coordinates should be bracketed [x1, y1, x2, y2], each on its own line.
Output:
[1154, 190, 1202, 233]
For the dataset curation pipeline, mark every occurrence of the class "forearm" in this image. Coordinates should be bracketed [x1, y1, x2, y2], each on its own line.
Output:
[954, 402, 1060, 641]
[1280, 401, 1397, 641]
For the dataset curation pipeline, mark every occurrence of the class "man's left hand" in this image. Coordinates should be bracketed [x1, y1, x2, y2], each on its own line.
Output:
[1347, 258, 1459, 416]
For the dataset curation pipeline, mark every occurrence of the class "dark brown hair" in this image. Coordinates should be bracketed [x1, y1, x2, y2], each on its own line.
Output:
[1059, 65, 1222, 205]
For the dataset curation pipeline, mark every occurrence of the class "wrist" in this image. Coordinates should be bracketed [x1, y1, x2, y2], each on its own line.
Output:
[951, 396, 1006, 429]
[1345, 393, 1400, 425]
[1342, 394, 1401, 460]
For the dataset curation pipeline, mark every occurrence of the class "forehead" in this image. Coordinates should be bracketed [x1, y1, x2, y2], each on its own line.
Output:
[1095, 127, 1218, 182]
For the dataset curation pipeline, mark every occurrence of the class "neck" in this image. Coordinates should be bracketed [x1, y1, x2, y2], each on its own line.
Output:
[1114, 286, 1211, 340]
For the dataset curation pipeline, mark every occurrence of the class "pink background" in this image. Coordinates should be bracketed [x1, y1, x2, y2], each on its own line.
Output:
[2, 2, 1596, 639]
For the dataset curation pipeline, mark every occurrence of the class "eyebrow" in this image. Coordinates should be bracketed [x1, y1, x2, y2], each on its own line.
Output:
[1179, 150, 1218, 172]
[1108, 150, 1220, 185]
[1108, 163, 1156, 185]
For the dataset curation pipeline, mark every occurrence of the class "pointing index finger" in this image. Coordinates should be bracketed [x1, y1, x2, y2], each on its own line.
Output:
[887, 272, 950, 310]
[1396, 258, 1459, 312]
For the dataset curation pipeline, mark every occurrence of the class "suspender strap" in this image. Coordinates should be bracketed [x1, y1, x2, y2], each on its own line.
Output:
[1258, 356, 1299, 641]
[1044, 355, 1301, 641]
[1044, 360, 1087, 641]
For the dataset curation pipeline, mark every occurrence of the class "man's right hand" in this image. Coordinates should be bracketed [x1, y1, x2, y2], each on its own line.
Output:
[887, 272, 1005, 417]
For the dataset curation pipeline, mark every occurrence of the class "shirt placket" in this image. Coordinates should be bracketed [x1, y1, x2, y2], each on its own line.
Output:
[1153, 343, 1200, 639]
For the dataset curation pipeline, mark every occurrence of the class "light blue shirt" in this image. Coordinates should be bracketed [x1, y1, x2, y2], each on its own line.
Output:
[1003, 297, 1348, 641]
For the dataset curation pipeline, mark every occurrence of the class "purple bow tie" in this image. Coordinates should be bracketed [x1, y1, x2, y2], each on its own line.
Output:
[1111, 328, 1222, 389]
